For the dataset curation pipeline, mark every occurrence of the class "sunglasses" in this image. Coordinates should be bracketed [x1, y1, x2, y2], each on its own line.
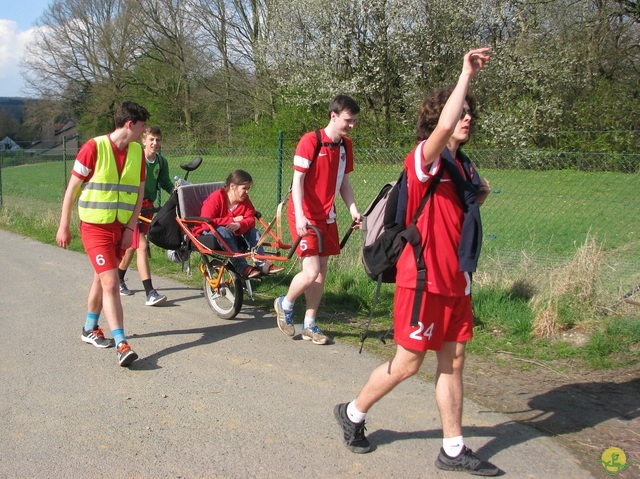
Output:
[460, 108, 472, 120]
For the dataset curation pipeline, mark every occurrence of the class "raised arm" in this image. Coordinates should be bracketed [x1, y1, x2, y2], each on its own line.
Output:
[421, 48, 490, 169]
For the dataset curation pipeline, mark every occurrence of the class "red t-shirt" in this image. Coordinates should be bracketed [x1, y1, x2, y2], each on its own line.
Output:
[395, 142, 471, 296]
[288, 129, 354, 222]
[72, 136, 146, 184]
[193, 188, 256, 236]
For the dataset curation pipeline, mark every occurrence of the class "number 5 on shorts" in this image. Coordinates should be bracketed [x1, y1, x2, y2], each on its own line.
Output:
[409, 321, 434, 341]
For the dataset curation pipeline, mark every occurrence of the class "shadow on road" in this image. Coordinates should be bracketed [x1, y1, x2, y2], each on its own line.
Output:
[130, 314, 274, 370]
[476, 377, 640, 475]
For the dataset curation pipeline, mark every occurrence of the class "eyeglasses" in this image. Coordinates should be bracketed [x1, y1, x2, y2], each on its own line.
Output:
[460, 108, 472, 120]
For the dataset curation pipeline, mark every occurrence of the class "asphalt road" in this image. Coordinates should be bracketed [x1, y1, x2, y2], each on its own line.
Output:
[0, 229, 594, 478]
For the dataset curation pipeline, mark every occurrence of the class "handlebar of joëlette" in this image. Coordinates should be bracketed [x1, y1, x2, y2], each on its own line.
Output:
[287, 224, 323, 259]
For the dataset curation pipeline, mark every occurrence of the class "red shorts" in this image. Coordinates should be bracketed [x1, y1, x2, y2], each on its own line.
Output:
[80, 222, 126, 273]
[393, 287, 473, 352]
[131, 198, 154, 249]
[138, 198, 155, 235]
[287, 212, 340, 257]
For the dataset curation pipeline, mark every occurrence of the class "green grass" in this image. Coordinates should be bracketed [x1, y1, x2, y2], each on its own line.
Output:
[1, 157, 639, 371]
[3, 156, 639, 260]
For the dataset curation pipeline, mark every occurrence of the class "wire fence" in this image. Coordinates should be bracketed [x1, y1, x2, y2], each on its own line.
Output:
[1, 135, 638, 297]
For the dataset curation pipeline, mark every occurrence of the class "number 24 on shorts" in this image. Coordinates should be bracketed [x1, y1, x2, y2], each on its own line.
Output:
[409, 321, 434, 341]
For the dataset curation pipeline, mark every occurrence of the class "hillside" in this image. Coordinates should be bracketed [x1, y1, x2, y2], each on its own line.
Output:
[0, 98, 27, 122]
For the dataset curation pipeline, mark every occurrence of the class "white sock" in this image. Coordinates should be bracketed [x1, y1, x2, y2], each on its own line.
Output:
[281, 297, 295, 311]
[303, 316, 316, 330]
[347, 400, 367, 424]
[443, 436, 464, 457]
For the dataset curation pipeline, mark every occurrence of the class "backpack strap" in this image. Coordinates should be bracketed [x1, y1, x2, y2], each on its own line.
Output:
[359, 273, 384, 353]
[287, 129, 323, 193]
[409, 168, 443, 326]
[156, 152, 163, 171]
[312, 129, 323, 166]
[155, 152, 164, 199]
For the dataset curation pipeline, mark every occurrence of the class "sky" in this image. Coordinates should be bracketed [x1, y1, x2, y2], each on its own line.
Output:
[0, 0, 51, 97]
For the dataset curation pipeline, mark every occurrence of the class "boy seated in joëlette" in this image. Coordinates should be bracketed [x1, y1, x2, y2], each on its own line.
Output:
[192, 169, 283, 279]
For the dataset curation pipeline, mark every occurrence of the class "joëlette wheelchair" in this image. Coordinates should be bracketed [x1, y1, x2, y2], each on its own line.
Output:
[148, 158, 321, 320]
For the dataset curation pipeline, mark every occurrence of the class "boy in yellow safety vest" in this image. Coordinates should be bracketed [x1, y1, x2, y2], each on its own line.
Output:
[56, 100, 150, 367]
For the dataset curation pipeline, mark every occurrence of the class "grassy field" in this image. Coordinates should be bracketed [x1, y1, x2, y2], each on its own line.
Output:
[2, 154, 638, 280]
[1, 157, 639, 370]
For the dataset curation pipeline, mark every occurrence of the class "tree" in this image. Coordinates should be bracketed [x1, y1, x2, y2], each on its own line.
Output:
[135, 0, 205, 134]
[22, 0, 145, 134]
[0, 109, 21, 141]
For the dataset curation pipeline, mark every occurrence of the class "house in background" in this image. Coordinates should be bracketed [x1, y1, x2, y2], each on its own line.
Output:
[26, 121, 79, 155]
[1, 136, 21, 150]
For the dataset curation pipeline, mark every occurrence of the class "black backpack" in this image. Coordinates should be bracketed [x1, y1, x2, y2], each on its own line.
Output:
[147, 190, 183, 250]
[361, 170, 409, 283]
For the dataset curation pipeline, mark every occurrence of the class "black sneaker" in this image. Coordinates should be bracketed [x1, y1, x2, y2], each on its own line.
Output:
[334, 402, 371, 453]
[119, 280, 134, 296]
[81, 327, 115, 348]
[145, 289, 167, 306]
[435, 446, 500, 476]
[116, 341, 138, 367]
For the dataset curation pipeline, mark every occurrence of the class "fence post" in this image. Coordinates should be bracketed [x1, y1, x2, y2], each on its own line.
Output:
[63, 136, 68, 189]
[0, 152, 3, 208]
[277, 131, 283, 205]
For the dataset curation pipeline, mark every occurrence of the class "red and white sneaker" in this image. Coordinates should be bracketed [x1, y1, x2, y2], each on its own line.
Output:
[116, 341, 138, 367]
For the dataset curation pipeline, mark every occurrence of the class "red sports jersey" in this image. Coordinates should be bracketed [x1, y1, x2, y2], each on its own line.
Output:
[72, 137, 146, 183]
[288, 129, 354, 222]
[395, 142, 471, 296]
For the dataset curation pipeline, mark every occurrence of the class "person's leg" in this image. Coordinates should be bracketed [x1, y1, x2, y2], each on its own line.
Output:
[299, 256, 330, 344]
[87, 272, 103, 315]
[99, 267, 138, 366]
[434, 340, 499, 475]
[216, 226, 250, 273]
[244, 228, 262, 253]
[133, 233, 166, 305]
[99, 268, 125, 335]
[335, 345, 426, 453]
[299, 220, 338, 331]
[80, 272, 115, 348]
[244, 228, 283, 274]
[435, 341, 466, 439]
[302, 255, 328, 320]
[274, 255, 320, 337]
[285, 255, 321, 303]
[118, 248, 135, 273]
[356, 345, 426, 413]
[136, 234, 151, 282]
[118, 247, 135, 295]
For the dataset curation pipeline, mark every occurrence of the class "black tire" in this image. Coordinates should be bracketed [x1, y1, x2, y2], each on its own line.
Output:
[203, 265, 243, 319]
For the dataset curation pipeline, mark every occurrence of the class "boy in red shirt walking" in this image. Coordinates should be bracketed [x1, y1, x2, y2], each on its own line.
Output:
[274, 95, 362, 345]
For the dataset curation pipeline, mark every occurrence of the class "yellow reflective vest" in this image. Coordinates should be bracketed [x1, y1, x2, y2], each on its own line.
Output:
[78, 135, 142, 225]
